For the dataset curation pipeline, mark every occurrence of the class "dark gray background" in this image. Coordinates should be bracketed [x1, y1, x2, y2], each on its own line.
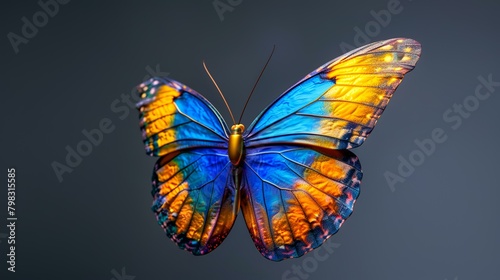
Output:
[1, 0, 499, 279]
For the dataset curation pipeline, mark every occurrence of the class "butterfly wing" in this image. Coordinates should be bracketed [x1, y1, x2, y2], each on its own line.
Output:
[244, 38, 421, 150]
[240, 146, 362, 261]
[150, 149, 237, 255]
[137, 77, 230, 156]
[137, 78, 237, 255]
[240, 38, 421, 261]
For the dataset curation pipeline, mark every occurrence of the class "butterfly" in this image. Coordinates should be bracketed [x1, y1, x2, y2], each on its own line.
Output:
[135, 38, 421, 261]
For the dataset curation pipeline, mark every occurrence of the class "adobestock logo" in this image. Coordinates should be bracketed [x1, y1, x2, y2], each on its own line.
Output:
[212, 0, 242, 22]
[110, 267, 135, 280]
[339, 0, 414, 53]
[7, 0, 71, 54]
[385, 74, 499, 192]
[51, 64, 169, 183]
[282, 242, 341, 280]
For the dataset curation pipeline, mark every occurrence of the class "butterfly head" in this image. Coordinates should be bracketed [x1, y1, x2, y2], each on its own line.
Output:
[230, 124, 245, 134]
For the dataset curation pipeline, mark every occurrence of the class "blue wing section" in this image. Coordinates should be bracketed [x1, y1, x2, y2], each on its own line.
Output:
[151, 148, 238, 255]
[136, 78, 238, 255]
[245, 38, 421, 150]
[136, 77, 230, 156]
[240, 145, 362, 261]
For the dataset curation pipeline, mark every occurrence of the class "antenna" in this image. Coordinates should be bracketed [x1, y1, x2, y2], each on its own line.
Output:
[238, 45, 276, 124]
[203, 60, 236, 125]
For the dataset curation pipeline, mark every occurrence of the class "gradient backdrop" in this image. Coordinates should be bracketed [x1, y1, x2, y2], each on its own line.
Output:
[1, 0, 499, 279]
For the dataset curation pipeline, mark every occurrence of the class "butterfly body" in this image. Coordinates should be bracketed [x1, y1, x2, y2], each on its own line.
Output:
[136, 38, 421, 261]
[228, 124, 246, 166]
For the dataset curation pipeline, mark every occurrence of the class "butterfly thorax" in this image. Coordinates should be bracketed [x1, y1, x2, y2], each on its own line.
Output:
[228, 124, 245, 166]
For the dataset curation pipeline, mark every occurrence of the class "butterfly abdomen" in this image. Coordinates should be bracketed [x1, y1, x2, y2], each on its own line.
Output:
[228, 124, 245, 166]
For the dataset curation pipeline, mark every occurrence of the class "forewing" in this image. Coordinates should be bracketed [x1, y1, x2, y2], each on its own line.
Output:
[245, 38, 421, 149]
[136, 77, 230, 156]
[151, 148, 238, 255]
[240, 146, 362, 261]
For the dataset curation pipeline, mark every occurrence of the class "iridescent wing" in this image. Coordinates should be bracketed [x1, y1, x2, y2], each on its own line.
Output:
[137, 77, 230, 156]
[240, 146, 362, 261]
[150, 149, 237, 255]
[241, 38, 421, 261]
[244, 38, 421, 150]
[137, 78, 237, 255]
